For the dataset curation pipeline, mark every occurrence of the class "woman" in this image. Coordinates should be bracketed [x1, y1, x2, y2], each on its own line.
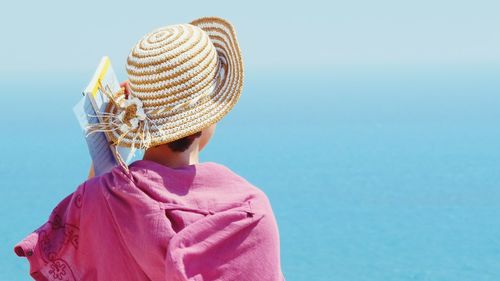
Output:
[14, 17, 285, 281]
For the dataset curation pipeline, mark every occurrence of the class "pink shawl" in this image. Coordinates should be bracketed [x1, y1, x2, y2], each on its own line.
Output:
[14, 161, 285, 281]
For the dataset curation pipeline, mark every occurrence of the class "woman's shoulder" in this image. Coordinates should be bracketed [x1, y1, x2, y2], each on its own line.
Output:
[202, 162, 259, 188]
[79, 165, 136, 203]
[203, 162, 274, 207]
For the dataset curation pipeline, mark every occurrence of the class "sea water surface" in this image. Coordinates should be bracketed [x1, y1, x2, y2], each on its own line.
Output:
[1, 65, 499, 280]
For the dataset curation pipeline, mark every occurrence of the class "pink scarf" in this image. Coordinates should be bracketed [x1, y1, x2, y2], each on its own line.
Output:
[14, 161, 285, 281]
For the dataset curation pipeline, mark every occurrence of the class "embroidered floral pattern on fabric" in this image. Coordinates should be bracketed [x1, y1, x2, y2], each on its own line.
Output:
[74, 184, 85, 208]
[65, 227, 79, 249]
[39, 224, 80, 262]
[51, 214, 64, 230]
[74, 194, 83, 208]
[49, 260, 67, 280]
[44, 259, 76, 281]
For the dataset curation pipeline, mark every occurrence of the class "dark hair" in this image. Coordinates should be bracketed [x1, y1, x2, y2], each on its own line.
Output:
[166, 131, 202, 152]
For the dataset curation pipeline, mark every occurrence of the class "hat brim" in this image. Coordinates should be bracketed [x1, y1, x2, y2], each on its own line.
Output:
[189, 16, 244, 124]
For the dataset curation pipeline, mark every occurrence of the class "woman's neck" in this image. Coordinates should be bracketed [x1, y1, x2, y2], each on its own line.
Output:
[142, 141, 200, 169]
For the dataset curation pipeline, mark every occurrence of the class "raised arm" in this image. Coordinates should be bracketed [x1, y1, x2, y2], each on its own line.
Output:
[88, 162, 95, 179]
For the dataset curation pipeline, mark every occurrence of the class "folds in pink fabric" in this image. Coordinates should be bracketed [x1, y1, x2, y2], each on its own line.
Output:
[14, 160, 285, 281]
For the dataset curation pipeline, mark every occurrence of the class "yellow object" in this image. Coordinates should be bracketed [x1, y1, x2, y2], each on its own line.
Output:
[91, 56, 111, 98]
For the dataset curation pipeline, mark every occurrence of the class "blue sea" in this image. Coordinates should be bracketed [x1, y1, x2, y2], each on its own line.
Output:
[1, 64, 499, 280]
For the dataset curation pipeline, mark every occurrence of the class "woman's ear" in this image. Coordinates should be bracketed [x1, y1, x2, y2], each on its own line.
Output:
[199, 123, 217, 152]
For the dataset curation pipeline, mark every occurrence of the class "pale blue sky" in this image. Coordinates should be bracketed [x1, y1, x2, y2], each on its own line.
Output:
[1, 0, 499, 75]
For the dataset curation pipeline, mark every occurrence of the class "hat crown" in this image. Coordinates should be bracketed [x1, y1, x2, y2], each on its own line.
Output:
[126, 24, 219, 112]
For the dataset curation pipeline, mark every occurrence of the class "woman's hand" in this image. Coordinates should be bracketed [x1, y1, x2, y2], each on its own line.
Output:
[120, 80, 131, 98]
[87, 81, 130, 180]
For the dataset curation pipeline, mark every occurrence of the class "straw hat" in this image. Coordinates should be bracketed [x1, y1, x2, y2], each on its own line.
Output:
[98, 17, 243, 149]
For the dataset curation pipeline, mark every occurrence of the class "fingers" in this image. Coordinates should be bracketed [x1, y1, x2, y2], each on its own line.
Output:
[120, 80, 131, 99]
[119, 80, 129, 88]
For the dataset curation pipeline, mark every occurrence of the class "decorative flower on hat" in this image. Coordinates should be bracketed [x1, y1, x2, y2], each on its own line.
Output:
[117, 97, 146, 132]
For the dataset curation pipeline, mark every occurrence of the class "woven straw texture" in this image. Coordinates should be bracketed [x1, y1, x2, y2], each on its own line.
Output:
[105, 17, 243, 148]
